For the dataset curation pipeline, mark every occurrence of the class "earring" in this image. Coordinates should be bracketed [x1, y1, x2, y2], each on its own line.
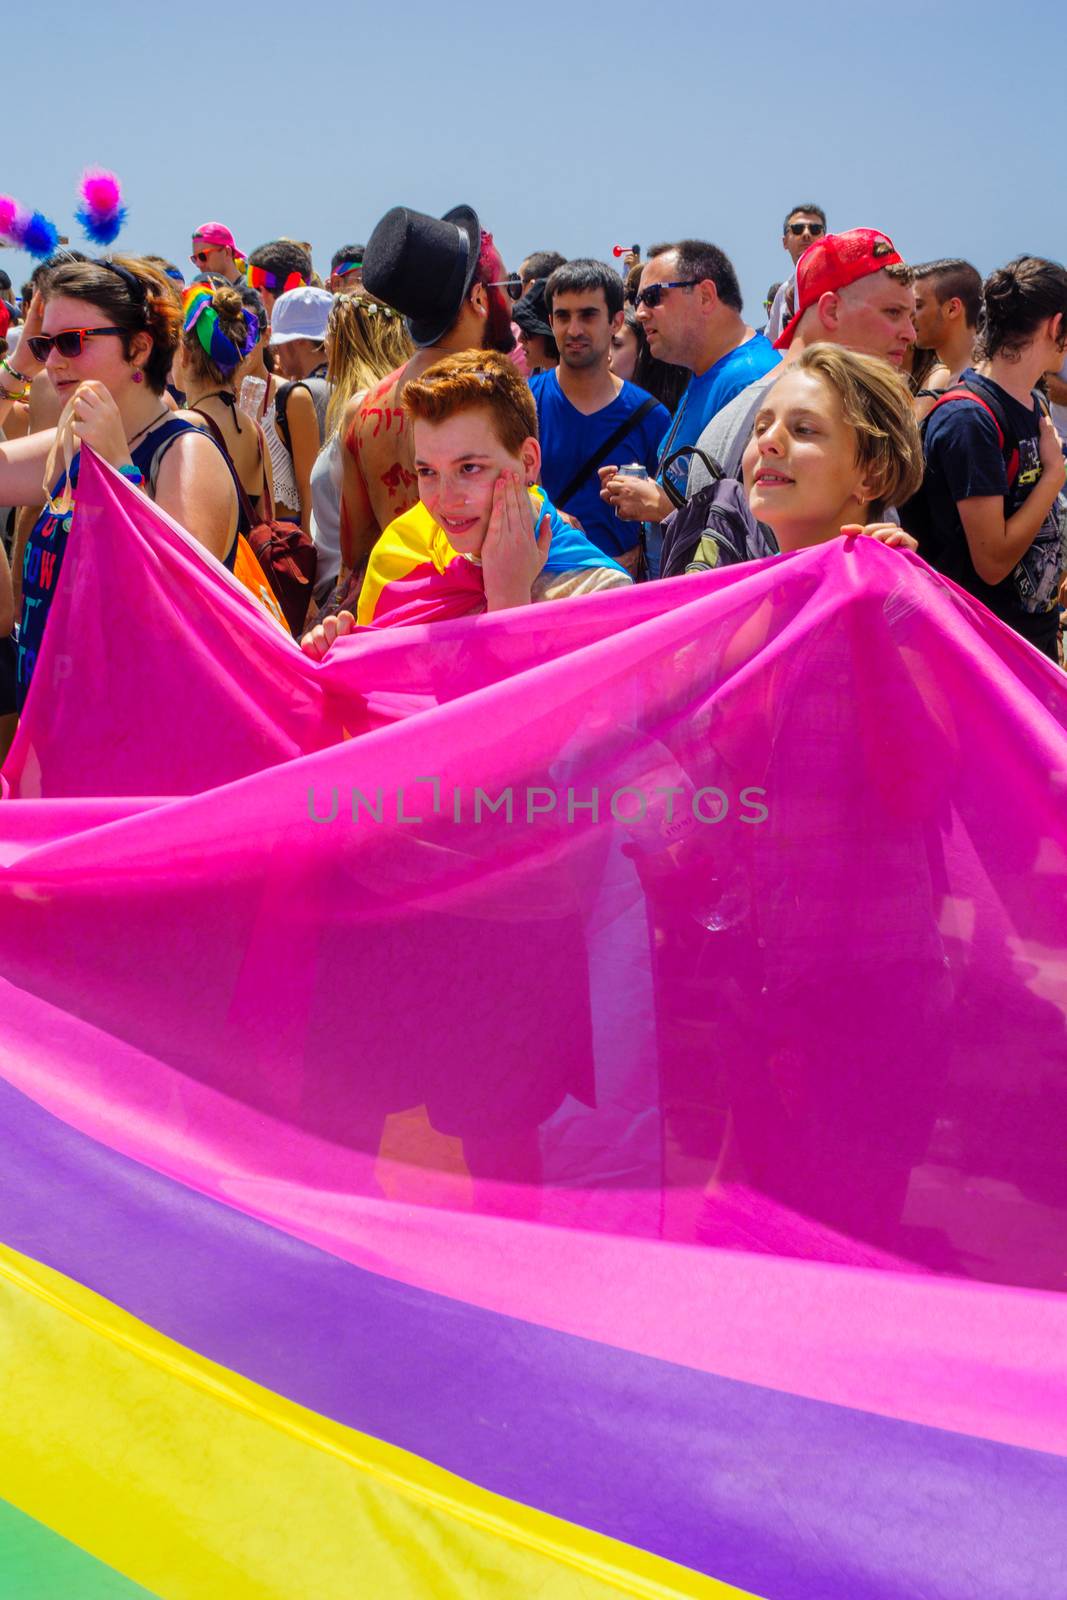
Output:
[132, 369, 144, 384]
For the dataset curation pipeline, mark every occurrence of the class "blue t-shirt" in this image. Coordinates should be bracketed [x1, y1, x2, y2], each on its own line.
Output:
[530, 371, 670, 557]
[657, 332, 780, 501]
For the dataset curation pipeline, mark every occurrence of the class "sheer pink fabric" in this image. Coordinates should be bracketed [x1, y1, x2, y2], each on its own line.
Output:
[3, 449, 1067, 1303]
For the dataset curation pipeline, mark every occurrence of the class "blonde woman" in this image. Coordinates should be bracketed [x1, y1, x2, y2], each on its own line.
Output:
[309, 295, 412, 605]
[662, 345, 924, 578]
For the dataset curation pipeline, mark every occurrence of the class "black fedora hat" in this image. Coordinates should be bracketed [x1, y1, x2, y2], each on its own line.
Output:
[362, 203, 481, 348]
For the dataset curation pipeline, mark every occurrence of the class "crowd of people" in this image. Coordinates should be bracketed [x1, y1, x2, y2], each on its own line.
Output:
[1, 200, 1066, 757]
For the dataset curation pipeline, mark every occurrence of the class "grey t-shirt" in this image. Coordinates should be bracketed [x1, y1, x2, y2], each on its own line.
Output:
[686, 368, 781, 493]
[765, 274, 794, 344]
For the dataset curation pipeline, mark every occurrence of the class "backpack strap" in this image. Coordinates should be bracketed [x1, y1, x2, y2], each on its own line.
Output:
[926, 385, 1020, 489]
[556, 394, 659, 509]
[190, 408, 261, 535]
[275, 377, 329, 456]
[660, 445, 725, 504]
[274, 379, 301, 456]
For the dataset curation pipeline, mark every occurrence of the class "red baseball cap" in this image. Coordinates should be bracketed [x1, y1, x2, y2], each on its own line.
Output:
[192, 221, 240, 253]
[775, 228, 904, 350]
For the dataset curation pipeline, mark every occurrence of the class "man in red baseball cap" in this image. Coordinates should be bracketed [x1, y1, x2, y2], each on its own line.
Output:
[774, 228, 913, 361]
[190, 222, 245, 285]
[689, 228, 917, 486]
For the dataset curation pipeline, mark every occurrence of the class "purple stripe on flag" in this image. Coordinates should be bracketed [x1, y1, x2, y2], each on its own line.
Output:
[2, 1075, 1065, 1600]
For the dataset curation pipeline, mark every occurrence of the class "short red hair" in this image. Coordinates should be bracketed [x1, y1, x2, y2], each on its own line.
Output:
[402, 350, 538, 456]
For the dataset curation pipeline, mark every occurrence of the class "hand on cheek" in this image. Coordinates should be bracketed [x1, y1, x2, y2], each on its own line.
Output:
[482, 472, 551, 611]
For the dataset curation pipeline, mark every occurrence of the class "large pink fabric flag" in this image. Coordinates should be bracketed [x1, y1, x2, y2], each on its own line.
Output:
[2, 450, 1066, 1599]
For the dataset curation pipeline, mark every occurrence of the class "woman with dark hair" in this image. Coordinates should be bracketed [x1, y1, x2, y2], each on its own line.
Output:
[901, 255, 1067, 659]
[512, 280, 558, 376]
[0, 254, 241, 709]
[173, 281, 271, 513]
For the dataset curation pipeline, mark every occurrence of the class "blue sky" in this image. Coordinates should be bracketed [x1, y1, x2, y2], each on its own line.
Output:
[5, 0, 1063, 320]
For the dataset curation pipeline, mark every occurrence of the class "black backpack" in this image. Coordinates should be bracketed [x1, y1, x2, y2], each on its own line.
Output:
[658, 447, 778, 579]
[275, 375, 330, 456]
[899, 377, 1022, 555]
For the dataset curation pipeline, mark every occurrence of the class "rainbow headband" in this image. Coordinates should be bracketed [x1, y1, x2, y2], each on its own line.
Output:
[246, 264, 306, 295]
[182, 285, 258, 371]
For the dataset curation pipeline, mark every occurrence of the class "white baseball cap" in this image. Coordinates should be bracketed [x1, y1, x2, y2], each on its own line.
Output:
[269, 285, 334, 345]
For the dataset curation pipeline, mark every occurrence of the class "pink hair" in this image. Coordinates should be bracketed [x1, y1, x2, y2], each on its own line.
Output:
[474, 228, 504, 286]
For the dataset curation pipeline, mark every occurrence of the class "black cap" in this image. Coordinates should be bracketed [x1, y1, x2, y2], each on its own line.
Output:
[512, 278, 552, 339]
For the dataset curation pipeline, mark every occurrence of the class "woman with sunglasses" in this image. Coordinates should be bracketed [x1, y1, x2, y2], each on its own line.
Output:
[0, 255, 241, 711]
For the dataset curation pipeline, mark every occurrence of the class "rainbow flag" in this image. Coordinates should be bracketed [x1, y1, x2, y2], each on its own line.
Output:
[356, 489, 626, 626]
[2, 451, 1066, 1597]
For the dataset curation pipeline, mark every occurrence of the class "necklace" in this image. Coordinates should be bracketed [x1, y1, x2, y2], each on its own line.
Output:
[127, 410, 169, 447]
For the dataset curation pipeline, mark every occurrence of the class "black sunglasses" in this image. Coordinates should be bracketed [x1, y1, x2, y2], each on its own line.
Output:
[487, 277, 522, 302]
[27, 326, 126, 362]
[633, 279, 699, 310]
[787, 222, 825, 238]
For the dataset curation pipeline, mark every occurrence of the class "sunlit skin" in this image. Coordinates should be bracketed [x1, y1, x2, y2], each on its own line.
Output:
[608, 323, 639, 383]
[910, 278, 978, 418]
[633, 250, 704, 367]
[518, 329, 558, 374]
[338, 240, 513, 572]
[783, 213, 825, 267]
[550, 289, 622, 374]
[810, 273, 917, 369]
[40, 294, 149, 410]
[191, 239, 240, 284]
[329, 264, 363, 294]
[911, 280, 944, 352]
[303, 408, 552, 656]
[0, 292, 237, 561]
[741, 369, 915, 553]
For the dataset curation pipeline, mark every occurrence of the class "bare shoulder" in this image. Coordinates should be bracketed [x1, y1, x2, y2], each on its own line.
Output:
[170, 408, 211, 431]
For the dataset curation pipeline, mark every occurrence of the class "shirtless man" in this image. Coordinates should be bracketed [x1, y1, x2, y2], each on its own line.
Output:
[336, 203, 517, 583]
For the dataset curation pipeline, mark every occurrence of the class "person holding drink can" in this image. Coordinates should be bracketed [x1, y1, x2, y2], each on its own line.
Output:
[530, 259, 670, 572]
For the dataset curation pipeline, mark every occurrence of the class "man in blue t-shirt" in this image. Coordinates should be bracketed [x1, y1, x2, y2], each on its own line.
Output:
[530, 259, 669, 565]
[598, 239, 779, 574]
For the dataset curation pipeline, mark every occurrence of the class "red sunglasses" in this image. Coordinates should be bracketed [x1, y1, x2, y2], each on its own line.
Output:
[26, 327, 126, 362]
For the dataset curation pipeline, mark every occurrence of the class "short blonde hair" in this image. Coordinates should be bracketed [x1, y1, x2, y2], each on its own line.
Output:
[793, 344, 923, 513]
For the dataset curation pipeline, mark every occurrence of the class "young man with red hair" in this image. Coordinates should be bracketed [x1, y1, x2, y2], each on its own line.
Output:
[301, 350, 629, 655]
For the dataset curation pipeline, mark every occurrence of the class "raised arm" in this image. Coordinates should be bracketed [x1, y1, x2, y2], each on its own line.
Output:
[958, 414, 1066, 584]
[0, 429, 56, 511]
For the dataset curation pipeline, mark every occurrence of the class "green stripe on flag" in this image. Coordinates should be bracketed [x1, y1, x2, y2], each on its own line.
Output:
[0, 1498, 159, 1598]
